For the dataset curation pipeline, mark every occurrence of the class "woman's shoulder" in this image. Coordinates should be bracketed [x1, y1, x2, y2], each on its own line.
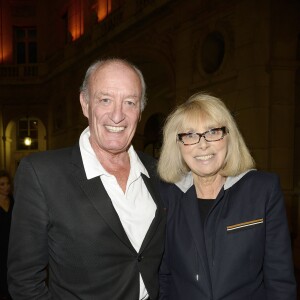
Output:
[232, 170, 281, 193]
[244, 169, 279, 183]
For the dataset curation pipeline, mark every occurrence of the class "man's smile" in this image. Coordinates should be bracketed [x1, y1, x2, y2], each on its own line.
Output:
[105, 125, 125, 132]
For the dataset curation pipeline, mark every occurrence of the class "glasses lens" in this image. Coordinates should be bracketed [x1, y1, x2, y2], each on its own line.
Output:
[204, 128, 223, 141]
[181, 133, 199, 145]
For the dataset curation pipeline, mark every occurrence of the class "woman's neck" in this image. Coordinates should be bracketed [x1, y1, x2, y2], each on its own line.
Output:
[193, 174, 226, 199]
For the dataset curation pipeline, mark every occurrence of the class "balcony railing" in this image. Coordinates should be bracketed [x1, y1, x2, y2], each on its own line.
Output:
[0, 64, 39, 78]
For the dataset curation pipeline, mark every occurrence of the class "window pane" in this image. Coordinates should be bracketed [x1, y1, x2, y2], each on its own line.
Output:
[16, 28, 25, 39]
[30, 120, 38, 129]
[18, 120, 28, 130]
[28, 42, 37, 63]
[17, 43, 26, 63]
[19, 130, 27, 139]
[30, 131, 37, 139]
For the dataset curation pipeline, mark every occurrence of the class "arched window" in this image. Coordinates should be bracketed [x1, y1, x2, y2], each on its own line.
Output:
[17, 118, 38, 150]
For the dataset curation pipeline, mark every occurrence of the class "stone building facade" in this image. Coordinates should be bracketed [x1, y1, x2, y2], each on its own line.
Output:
[1, 0, 300, 267]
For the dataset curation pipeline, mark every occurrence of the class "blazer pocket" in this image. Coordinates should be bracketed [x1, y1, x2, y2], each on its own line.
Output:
[227, 218, 264, 232]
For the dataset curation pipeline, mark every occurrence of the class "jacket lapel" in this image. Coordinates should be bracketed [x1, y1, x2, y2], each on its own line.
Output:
[70, 145, 136, 253]
[139, 173, 164, 252]
[183, 186, 212, 290]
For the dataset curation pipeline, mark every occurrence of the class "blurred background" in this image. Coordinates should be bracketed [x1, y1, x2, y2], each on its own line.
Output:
[0, 0, 300, 293]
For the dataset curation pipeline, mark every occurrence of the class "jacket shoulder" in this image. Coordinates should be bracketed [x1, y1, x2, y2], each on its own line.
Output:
[21, 145, 78, 169]
[243, 170, 280, 185]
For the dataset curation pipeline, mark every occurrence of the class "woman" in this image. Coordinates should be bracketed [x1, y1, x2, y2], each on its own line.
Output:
[0, 170, 13, 300]
[158, 93, 296, 299]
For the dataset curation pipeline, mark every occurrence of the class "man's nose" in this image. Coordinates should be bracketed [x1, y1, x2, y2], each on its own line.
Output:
[109, 102, 125, 123]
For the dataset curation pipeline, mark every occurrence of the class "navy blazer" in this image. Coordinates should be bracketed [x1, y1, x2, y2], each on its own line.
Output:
[8, 144, 166, 300]
[159, 170, 296, 300]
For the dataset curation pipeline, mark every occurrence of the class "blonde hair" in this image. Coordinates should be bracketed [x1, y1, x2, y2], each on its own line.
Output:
[157, 92, 255, 183]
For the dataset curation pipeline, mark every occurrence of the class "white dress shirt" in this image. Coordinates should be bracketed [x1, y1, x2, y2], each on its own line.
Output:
[79, 127, 156, 300]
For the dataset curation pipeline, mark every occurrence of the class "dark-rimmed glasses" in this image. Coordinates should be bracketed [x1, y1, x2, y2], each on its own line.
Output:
[177, 126, 229, 145]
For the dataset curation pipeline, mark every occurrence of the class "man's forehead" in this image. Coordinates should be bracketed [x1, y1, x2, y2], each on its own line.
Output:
[94, 89, 139, 98]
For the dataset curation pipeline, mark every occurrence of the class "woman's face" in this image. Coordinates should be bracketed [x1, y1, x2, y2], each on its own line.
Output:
[0, 176, 11, 197]
[178, 122, 228, 179]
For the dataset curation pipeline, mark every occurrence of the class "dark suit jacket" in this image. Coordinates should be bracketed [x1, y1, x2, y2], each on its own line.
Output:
[159, 170, 296, 300]
[8, 144, 166, 300]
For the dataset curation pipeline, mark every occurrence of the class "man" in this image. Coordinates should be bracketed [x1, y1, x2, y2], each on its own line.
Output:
[8, 58, 166, 300]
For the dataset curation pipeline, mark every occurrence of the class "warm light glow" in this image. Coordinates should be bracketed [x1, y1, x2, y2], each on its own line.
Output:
[97, 0, 112, 21]
[68, 0, 84, 41]
[0, 44, 12, 63]
[24, 137, 32, 146]
[0, 0, 13, 63]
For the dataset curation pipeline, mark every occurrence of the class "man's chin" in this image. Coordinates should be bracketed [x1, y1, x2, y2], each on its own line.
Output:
[104, 143, 131, 154]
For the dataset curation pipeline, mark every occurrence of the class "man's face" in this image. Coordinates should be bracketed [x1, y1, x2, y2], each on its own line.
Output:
[80, 62, 142, 155]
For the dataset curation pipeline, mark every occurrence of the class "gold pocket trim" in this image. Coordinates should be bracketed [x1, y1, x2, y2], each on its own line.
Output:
[227, 218, 264, 231]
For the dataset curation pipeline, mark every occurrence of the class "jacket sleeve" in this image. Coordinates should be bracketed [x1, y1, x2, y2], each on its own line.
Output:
[264, 175, 297, 299]
[8, 158, 52, 299]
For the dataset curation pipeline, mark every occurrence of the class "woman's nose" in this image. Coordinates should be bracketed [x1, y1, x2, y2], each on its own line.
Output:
[197, 136, 209, 149]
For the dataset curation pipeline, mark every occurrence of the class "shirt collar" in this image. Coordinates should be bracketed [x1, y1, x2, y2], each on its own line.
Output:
[79, 127, 149, 180]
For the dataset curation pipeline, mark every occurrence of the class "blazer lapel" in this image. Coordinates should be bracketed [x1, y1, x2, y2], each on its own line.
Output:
[183, 186, 212, 289]
[139, 174, 164, 252]
[70, 145, 136, 253]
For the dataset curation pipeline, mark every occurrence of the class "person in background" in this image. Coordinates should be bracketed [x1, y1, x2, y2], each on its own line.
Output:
[8, 58, 166, 300]
[0, 170, 13, 300]
[158, 92, 296, 299]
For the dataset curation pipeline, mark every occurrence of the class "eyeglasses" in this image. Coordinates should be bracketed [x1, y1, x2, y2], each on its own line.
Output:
[177, 126, 229, 145]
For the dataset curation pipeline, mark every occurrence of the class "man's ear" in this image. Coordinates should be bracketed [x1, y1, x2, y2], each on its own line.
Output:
[80, 93, 89, 118]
